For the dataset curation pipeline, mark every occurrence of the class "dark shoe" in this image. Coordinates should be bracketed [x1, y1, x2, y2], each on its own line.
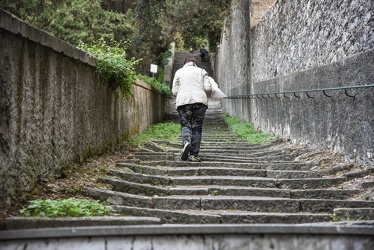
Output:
[188, 155, 201, 162]
[181, 142, 191, 161]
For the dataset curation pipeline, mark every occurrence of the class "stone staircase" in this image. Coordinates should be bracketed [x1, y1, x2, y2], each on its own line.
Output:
[166, 51, 222, 114]
[83, 113, 374, 224]
[172, 51, 213, 77]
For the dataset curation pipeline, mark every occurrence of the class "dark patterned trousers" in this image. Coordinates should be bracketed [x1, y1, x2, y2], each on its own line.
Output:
[177, 103, 208, 157]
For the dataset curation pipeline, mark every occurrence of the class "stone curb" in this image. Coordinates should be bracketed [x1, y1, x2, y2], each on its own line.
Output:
[1, 222, 374, 240]
[1, 216, 161, 230]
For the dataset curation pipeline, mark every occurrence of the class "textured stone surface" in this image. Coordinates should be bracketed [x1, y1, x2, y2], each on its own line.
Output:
[251, 0, 373, 82]
[216, 0, 374, 165]
[4, 216, 161, 230]
[201, 197, 300, 212]
[220, 212, 331, 224]
[4, 114, 374, 229]
[334, 208, 374, 221]
[0, 10, 166, 212]
[290, 189, 360, 200]
[301, 199, 374, 213]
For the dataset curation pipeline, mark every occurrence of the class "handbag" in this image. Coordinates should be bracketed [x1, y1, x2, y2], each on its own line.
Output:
[208, 77, 227, 98]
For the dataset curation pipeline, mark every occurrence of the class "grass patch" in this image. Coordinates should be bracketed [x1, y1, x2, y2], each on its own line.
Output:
[222, 115, 274, 144]
[130, 121, 180, 146]
[19, 198, 113, 217]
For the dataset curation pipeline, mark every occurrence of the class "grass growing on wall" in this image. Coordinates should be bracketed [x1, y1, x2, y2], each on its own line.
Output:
[222, 115, 275, 144]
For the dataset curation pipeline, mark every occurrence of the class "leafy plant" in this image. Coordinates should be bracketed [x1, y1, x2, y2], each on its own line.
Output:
[0, 0, 136, 47]
[130, 122, 180, 146]
[210, 190, 219, 196]
[19, 198, 114, 217]
[137, 75, 172, 98]
[330, 213, 338, 222]
[222, 115, 274, 144]
[79, 39, 140, 96]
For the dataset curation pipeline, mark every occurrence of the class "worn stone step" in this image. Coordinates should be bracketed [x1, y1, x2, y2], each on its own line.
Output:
[116, 163, 320, 178]
[99, 177, 170, 196]
[146, 148, 288, 157]
[161, 141, 277, 151]
[199, 149, 287, 157]
[290, 189, 360, 199]
[114, 206, 331, 224]
[201, 139, 247, 143]
[130, 154, 175, 161]
[108, 169, 345, 189]
[84, 187, 371, 214]
[117, 165, 267, 177]
[3, 216, 161, 230]
[115, 206, 221, 224]
[84, 188, 300, 212]
[200, 153, 296, 162]
[300, 199, 374, 213]
[130, 154, 279, 162]
[97, 177, 359, 199]
[128, 160, 315, 170]
[333, 208, 374, 221]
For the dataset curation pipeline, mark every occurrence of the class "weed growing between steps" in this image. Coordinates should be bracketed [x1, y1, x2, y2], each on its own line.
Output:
[222, 115, 275, 144]
[19, 198, 113, 217]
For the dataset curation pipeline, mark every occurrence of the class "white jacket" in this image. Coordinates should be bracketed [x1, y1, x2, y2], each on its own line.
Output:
[172, 62, 212, 108]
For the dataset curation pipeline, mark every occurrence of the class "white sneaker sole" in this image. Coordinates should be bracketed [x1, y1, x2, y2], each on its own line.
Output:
[181, 142, 191, 161]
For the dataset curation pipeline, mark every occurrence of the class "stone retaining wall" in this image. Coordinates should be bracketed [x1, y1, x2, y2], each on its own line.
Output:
[0, 10, 165, 212]
[216, 0, 374, 165]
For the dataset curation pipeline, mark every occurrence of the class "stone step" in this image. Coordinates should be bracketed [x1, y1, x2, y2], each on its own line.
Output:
[98, 177, 359, 199]
[125, 160, 315, 170]
[115, 164, 320, 178]
[104, 170, 346, 189]
[142, 147, 289, 157]
[200, 154, 296, 162]
[83, 187, 374, 213]
[131, 153, 297, 162]
[82, 113, 374, 224]
[3, 216, 161, 230]
[114, 206, 332, 224]
[333, 208, 374, 221]
[151, 141, 276, 151]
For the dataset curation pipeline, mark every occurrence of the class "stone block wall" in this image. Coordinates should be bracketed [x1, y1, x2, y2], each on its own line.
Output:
[216, 0, 374, 165]
[0, 10, 165, 212]
[251, 0, 373, 83]
[215, 0, 251, 120]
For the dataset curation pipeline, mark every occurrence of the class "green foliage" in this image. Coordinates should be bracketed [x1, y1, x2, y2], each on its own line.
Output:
[222, 115, 275, 144]
[161, 50, 172, 67]
[0, 0, 136, 46]
[130, 122, 180, 146]
[330, 213, 338, 221]
[1, 0, 229, 76]
[19, 198, 114, 217]
[162, 0, 231, 50]
[137, 75, 172, 98]
[79, 39, 139, 96]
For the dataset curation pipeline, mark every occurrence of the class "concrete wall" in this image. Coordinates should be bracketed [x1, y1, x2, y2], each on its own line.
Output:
[0, 10, 165, 212]
[216, 0, 374, 165]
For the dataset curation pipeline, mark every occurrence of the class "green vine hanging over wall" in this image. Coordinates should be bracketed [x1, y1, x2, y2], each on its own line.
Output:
[79, 38, 171, 98]
[79, 39, 140, 97]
